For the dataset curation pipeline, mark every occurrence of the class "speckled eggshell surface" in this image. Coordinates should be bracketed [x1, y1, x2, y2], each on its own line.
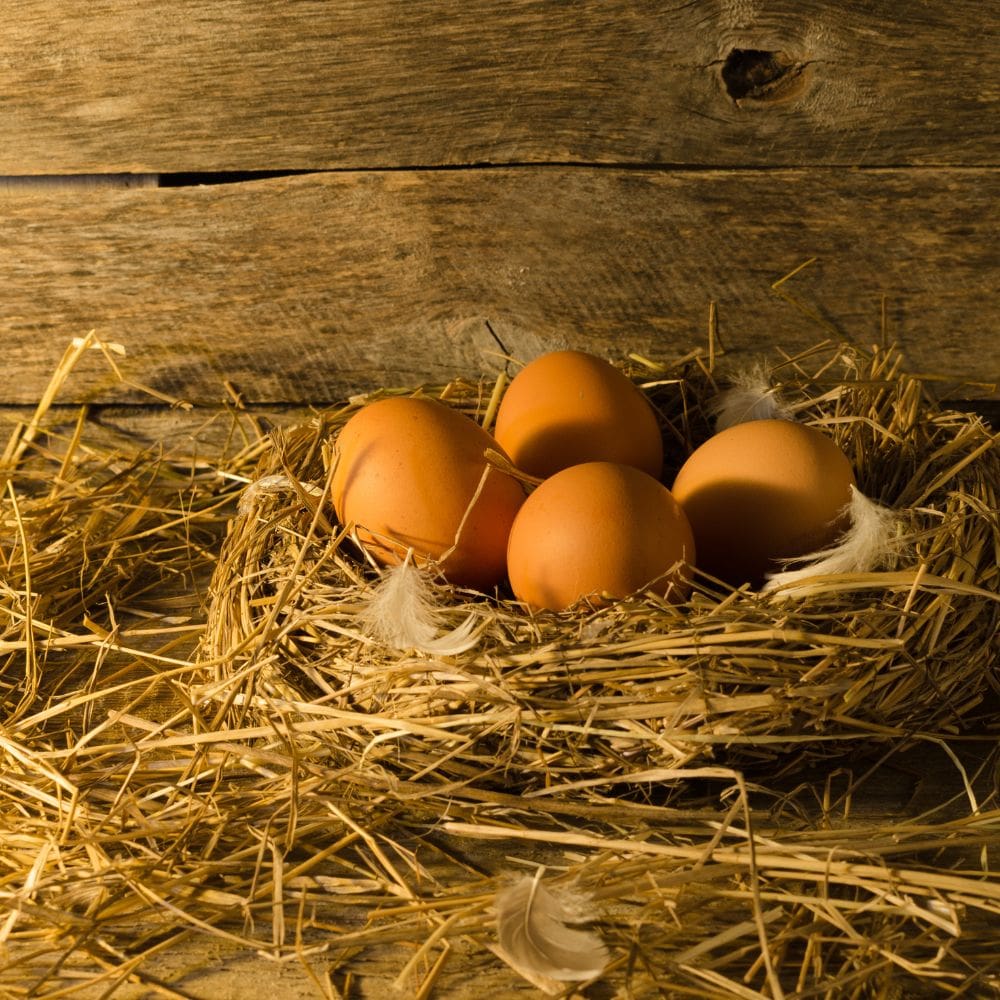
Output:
[331, 396, 526, 591]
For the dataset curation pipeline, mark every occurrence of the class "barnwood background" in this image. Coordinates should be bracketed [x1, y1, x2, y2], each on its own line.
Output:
[2, 0, 998, 410]
[2, 1, 998, 997]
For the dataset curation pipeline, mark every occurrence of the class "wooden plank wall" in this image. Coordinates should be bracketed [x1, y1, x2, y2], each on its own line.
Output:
[2, 0, 998, 410]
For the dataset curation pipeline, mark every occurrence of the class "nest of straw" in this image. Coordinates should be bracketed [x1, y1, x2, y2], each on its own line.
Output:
[4, 335, 1000, 998]
[200, 342, 1000, 801]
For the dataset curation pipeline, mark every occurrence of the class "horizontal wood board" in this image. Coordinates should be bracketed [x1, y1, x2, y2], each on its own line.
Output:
[1, 0, 996, 173]
[5, 168, 998, 406]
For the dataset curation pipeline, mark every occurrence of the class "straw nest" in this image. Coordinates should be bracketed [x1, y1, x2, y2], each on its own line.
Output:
[201, 341, 1000, 803]
[4, 334, 1000, 998]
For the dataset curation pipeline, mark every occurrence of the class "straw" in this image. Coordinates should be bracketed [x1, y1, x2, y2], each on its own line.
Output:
[2, 332, 998, 997]
[201, 342, 1000, 803]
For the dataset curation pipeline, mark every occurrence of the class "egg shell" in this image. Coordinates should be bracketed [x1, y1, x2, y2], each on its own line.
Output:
[506, 461, 695, 611]
[331, 396, 526, 591]
[493, 350, 663, 479]
[670, 418, 856, 587]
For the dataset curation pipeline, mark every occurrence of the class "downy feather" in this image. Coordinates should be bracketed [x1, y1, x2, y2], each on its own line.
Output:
[358, 556, 481, 655]
[238, 474, 324, 514]
[493, 873, 609, 988]
[711, 362, 794, 431]
[764, 486, 904, 594]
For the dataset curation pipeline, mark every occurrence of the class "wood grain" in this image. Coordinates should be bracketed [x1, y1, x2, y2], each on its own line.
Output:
[4, 168, 998, 406]
[1, 0, 995, 173]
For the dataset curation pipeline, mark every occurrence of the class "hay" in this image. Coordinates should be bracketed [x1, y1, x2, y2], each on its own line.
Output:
[0, 333, 260, 728]
[3, 333, 1000, 998]
[201, 341, 1000, 803]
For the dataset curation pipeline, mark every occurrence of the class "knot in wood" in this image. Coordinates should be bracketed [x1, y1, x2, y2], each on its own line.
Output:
[721, 49, 810, 104]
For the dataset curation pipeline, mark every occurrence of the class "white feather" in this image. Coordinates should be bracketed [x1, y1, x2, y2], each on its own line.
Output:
[763, 486, 905, 594]
[358, 556, 482, 655]
[711, 363, 794, 431]
[493, 873, 609, 988]
[238, 474, 324, 514]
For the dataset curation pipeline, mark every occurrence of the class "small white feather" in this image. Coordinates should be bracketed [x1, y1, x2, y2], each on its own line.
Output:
[358, 556, 481, 655]
[238, 474, 324, 514]
[711, 362, 794, 431]
[763, 486, 905, 594]
[493, 873, 609, 988]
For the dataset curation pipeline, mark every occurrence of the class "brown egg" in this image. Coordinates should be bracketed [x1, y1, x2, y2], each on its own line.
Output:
[670, 419, 856, 588]
[331, 396, 526, 591]
[506, 461, 695, 611]
[494, 350, 663, 479]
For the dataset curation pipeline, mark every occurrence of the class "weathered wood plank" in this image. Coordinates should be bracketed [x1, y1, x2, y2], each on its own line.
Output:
[4, 168, 997, 406]
[0, 174, 159, 191]
[1, 0, 995, 172]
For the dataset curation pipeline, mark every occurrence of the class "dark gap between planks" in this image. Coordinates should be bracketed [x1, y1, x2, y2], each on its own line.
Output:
[3, 162, 998, 192]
